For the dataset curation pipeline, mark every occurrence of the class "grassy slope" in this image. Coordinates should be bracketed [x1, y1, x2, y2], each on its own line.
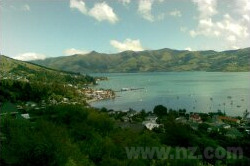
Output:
[31, 47, 250, 73]
[0, 55, 95, 84]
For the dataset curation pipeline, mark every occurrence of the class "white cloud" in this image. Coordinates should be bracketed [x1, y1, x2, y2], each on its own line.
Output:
[70, 0, 87, 14]
[189, 30, 197, 37]
[138, 0, 154, 21]
[190, 14, 249, 39]
[70, 0, 118, 24]
[89, 2, 119, 23]
[137, 0, 171, 21]
[199, 18, 213, 27]
[118, 0, 131, 5]
[234, 0, 250, 15]
[243, 14, 250, 22]
[21, 4, 30, 11]
[13, 52, 46, 61]
[110, 38, 144, 52]
[227, 35, 236, 42]
[185, 47, 192, 51]
[192, 0, 217, 19]
[189, 0, 250, 49]
[169, 9, 182, 17]
[232, 45, 240, 50]
[64, 48, 89, 56]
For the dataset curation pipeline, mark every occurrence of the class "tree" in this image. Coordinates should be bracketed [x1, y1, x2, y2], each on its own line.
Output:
[153, 105, 167, 117]
[198, 123, 210, 133]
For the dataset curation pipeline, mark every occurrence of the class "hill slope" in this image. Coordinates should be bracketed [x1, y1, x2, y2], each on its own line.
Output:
[0, 55, 95, 84]
[0, 55, 100, 104]
[32, 47, 250, 73]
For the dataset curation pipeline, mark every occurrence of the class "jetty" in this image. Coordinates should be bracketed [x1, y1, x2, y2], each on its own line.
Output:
[115, 87, 145, 92]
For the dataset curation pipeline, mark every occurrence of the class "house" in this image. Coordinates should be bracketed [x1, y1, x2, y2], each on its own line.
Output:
[63, 98, 69, 102]
[16, 105, 24, 110]
[145, 116, 158, 122]
[21, 113, 30, 119]
[207, 122, 232, 133]
[218, 116, 240, 125]
[142, 115, 159, 130]
[175, 117, 187, 124]
[127, 110, 139, 117]
[143, 122, 160, 130]
[122, 116, 130, 122]
[189, 114, 202, 123]
[25, 101, 37, 107]
[221, 123, 231, 129]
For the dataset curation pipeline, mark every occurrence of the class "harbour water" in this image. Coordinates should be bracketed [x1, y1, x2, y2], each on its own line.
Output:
[90, 72, 250, 116]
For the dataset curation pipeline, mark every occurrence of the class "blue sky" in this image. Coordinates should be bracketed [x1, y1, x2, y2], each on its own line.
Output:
[1, 0, 249, 60]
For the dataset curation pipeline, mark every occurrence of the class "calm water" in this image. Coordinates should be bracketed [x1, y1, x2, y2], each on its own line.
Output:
[90, 72, 250, 116]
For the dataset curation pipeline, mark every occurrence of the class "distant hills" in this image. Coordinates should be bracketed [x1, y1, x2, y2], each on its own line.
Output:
[31, 47, 250, 73]
[0, 55, 95, 84]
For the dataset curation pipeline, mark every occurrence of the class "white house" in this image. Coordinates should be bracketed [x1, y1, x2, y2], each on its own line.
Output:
[143, 122, 160, 130]
[21, 113, 30, 119]
[142, 115, 159, 130]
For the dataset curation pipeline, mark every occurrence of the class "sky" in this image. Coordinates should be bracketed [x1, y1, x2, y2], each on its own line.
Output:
[0, 0, 249, 60]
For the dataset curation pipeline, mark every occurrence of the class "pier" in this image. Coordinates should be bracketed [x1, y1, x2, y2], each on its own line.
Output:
[115, 87, 145, 92]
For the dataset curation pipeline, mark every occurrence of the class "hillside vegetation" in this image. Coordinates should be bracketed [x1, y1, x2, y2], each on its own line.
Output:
[32, 48, 250, 73]
[0, 55, 96, 104]
[0, 55, 95, 84]
[1, 54, 250, 166]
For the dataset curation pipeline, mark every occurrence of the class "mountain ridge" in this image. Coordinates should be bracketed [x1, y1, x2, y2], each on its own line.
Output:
[29, 47, 250, 73]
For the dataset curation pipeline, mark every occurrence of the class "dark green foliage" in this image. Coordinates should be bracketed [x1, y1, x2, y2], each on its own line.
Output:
[0, 79, 83, 103]
[1, 104, 250, 165]
[0, 80, 49, 102]
[153, 105, 168, 117]
[163, 122, 196, 147]
[198, 123, 210, 133]
[0, 116, 93, 166]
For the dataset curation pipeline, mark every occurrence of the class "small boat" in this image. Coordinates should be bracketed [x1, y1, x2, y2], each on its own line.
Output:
[121, 88, 130, 91]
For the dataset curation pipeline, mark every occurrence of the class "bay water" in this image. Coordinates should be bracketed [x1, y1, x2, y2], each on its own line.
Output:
[90, 72, 250, 116]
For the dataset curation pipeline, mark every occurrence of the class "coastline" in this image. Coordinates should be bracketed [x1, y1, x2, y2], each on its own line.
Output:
[90, 72, 250, 117]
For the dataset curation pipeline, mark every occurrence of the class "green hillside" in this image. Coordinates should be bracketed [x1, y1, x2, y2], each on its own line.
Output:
[0, 55, 95, 84]
[32, 47, 250, 73]
[0, 55, 97, 104]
